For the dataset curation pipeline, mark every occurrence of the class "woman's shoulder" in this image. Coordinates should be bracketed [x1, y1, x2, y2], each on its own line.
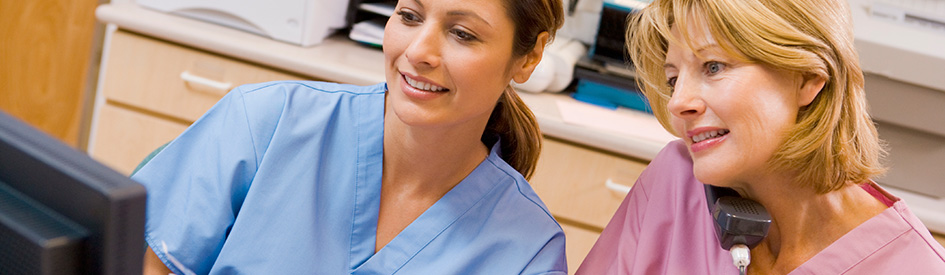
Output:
[236, 80, 387, 97]
[634, 139, 700, 196]
[481, 143, 556, 217]
[648, 139, 693, 169]
[220, 80, 386, 133]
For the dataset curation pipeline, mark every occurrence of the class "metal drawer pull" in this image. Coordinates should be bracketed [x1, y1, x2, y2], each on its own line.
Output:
[180, 71, 232, 91]
[605, 178, 631, 195]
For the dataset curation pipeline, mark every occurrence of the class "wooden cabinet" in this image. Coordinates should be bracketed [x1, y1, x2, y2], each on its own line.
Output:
[1, 0, 100, 148]
[531, 137, 648, 272]
[88, 30, 307, 174]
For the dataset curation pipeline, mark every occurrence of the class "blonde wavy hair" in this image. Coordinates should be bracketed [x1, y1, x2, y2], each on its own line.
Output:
[627, 0, 885, 192]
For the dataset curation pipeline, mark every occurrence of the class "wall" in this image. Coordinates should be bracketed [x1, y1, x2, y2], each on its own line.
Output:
[0, 0, 102, 149]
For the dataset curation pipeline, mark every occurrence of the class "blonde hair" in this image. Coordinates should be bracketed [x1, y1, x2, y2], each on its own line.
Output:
[628, 0, 885, 192]
[484, 0, 564, 180]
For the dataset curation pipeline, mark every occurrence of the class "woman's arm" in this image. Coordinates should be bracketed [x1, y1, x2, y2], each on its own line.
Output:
[143, 246, 172, 275]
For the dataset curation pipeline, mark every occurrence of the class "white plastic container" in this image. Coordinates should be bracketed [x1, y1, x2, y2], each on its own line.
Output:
[137, 0, 350, 47]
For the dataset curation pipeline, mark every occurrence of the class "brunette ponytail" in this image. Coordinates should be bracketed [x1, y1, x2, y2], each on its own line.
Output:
[483, 86, 542, 180]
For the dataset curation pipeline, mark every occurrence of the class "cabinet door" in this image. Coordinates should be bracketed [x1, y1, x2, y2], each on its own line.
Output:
[530, 137, 648, 268]
[0, 0, 98, 147]
[101, 30, 308, 124]
[531, 137, 647, 229]
[90, 104, 188, 175]
[560, 223, 603, 273]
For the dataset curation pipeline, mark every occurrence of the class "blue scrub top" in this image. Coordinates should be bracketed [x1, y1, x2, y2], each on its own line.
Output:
[133, 81, 567, 274]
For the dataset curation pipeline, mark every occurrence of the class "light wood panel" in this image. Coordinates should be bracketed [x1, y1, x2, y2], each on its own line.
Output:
[102, 31, 307, 123]
[90, 104, 189, 175]
[561, 223, 602, 273]
[90, 30, 312, 174]
[0, 0, 99, 147]
[531, 137, 648, 228]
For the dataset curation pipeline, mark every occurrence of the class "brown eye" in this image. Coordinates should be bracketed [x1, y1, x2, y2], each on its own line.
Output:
[449, 29, 478, 42]
[397, 10, 421, 24]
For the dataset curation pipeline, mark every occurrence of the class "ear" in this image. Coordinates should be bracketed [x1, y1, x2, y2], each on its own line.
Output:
[797, 73, 826, 107]
[512, 32, 551, 84]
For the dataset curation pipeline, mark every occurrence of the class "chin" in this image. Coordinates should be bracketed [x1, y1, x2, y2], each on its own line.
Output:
[692, 165, 732, 188]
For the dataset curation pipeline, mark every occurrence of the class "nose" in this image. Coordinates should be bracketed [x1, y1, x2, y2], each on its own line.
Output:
[666, 74, 705, 119]
[404, 25, 442, 69]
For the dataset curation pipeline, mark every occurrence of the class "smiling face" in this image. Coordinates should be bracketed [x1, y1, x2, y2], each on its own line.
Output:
[663, 23, 809, 187]
[383, 0, 531, 130]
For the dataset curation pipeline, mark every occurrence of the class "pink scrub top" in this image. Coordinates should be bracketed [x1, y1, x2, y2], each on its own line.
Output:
[577, 140, 945, 274]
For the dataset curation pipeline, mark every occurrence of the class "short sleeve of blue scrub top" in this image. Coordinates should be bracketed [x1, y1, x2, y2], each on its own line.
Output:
[133, 81, 567, 274]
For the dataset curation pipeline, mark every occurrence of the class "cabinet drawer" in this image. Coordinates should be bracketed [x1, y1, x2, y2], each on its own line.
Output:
[531, 137, 647, 228]
[89, 104, 189, 175]
[101, 30, 307, 123]
[560, 223, 602, 273]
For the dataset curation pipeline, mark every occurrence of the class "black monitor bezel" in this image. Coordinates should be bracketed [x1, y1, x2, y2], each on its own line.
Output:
[0, 111, 146, 274]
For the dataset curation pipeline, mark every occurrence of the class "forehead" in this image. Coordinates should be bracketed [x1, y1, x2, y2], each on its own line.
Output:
[410, 0, 509, 21]
[666, 14, 717, 56]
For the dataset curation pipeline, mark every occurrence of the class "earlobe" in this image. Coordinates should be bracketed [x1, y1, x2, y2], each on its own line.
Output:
[512, 32, 551, 84]
[798, 74, 826, 107]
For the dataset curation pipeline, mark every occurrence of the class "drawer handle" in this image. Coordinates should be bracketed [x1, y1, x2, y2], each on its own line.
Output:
[605, 178, 631, 195]
[180, 71, 233, 91]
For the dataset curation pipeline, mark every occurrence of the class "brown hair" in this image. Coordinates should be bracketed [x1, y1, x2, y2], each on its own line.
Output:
[627, 0, 885, 192]
[483, 0, 564, 180]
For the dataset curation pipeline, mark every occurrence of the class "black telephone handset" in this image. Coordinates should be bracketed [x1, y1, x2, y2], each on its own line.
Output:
[704, 185, 772, 250]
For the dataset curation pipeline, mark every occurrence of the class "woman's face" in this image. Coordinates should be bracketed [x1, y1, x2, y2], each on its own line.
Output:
[383, 0, 527, 129]
[663, 24, 808, 187]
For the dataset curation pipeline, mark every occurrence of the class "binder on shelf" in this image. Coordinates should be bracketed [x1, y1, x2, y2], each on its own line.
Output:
[348, 1, 396, 47]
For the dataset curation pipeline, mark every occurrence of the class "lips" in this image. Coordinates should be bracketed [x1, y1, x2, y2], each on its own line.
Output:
[687, 127, 730, 153]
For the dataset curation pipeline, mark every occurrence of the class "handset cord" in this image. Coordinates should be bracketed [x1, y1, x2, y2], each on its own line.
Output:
[730, 243, 751, 275]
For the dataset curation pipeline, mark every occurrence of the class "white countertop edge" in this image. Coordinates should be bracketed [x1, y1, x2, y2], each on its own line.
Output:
[538, 116, 668, 160]
[94, 3, 668, 161]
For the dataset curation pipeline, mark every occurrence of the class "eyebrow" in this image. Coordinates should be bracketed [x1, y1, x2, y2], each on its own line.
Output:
[447, 10, 494, 28]
[693, 43, 721, 54]
[663, 43, 721, 69]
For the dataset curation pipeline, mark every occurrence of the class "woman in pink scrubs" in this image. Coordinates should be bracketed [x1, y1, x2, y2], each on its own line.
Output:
[577, 0, 945, 273]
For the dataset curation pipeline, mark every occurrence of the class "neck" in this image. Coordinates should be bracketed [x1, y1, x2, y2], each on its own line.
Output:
[733, 175, 888, 272]
[381, 112, 490, 198]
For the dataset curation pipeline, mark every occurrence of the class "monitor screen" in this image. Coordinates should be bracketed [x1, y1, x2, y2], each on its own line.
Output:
[0, 111, 146, 274]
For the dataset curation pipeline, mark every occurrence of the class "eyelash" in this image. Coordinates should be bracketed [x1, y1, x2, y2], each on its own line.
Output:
[665, 61, 726, 93]
[450, 28, 479, 42]
[397, 10, 421, 24]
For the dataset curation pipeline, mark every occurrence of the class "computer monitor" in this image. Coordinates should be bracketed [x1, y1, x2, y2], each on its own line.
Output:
[0, 111, 146, 275]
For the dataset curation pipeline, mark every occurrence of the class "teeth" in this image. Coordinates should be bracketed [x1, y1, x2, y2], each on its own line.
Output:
[405, 76, 446, 92]
[692, 129, 729, 143]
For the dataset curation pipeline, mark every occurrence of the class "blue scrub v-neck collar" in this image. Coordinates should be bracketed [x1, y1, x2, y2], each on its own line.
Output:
[355, 144, 505, 273]
[348, 102, 506, 272]
[347, 90, 385, 271]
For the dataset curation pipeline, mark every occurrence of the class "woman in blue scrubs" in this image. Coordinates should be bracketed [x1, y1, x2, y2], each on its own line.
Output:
[137, 0, 567, 274]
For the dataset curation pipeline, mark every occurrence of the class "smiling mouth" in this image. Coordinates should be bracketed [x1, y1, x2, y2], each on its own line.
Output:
[404, 74, 450, 92]
[692, 129, 730, 143]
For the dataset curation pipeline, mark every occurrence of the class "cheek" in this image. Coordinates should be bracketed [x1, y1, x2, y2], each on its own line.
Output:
[670, 117, 687, 138]
[382, 26, 408, 61]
